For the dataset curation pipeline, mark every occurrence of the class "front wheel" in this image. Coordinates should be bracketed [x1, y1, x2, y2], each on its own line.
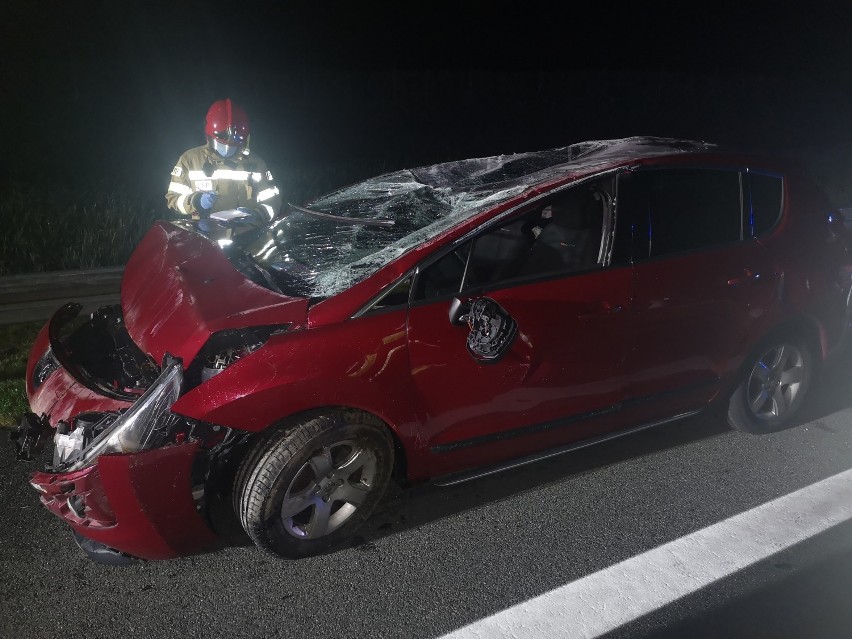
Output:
[234, 412, 394, 558]
[727, 337, 815, 434]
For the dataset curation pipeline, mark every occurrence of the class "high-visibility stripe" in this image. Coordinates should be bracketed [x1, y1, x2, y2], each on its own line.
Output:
[176, 193, 190, 214]
[187, 169, 252, 181]
[257, 186, 280, 202]
[168, 181, 193, 195]
[261, 203, 274, 220]
[218, 170, 252, 181]
[252, 172, 262, 182]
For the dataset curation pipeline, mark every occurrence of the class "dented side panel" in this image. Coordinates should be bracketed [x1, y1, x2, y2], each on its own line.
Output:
[170, 308, 432, 479]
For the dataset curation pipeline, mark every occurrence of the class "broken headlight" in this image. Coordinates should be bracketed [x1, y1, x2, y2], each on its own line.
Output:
[57, 355, 183, 471]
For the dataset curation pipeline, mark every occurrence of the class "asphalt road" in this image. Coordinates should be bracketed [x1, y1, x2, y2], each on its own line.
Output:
[0, 268, 121, 325]
[3, 350, 852, 639]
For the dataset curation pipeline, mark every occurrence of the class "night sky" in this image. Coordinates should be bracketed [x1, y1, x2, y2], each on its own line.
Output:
[4, 1, 852, 204]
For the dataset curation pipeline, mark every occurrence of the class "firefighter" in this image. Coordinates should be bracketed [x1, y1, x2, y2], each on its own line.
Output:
[165, 98, 281, 227]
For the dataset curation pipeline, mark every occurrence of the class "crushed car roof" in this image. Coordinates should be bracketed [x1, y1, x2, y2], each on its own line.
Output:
[284, 136, 718, 298]
[311, 136, 717, 212]
[404, 135, 717, 192]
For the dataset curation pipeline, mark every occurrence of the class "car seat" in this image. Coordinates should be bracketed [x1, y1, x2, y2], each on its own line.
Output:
[519, 189, 602, 275]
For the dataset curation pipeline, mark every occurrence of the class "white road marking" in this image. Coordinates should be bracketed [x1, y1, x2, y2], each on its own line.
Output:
[439, 468, 852, 639]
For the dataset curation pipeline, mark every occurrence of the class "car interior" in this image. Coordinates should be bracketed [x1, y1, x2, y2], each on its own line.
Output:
[414, 181, 611, 302]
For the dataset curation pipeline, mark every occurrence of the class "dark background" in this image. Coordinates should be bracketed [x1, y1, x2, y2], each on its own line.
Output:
[4, 1, 852, 205]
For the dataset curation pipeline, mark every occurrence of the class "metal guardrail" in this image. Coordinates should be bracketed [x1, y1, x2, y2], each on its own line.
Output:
[0, 267, 123, 325]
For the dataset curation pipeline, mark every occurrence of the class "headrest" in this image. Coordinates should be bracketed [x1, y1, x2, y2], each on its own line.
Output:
[550, 189, 599, 229]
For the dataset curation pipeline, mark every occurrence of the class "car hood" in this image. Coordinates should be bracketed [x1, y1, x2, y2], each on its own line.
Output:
[122, 221, 309, 364]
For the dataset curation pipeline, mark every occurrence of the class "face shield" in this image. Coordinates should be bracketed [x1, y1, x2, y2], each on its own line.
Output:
[209, 127, 247, 158]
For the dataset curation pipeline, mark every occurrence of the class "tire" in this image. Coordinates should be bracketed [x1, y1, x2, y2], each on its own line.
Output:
[234, 411, 394, 558]
[727, 335, 815, 434]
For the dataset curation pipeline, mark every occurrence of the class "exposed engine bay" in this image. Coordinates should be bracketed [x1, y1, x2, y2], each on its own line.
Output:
[47, 303, 159, 400]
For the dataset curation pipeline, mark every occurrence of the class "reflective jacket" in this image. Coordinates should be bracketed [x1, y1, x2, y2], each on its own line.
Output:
[165, 145, 281, 220]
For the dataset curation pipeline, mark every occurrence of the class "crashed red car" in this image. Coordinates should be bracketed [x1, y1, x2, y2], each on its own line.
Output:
[14, 136, 852, 562]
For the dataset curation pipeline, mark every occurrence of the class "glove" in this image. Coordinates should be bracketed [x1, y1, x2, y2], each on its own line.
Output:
[194, 191, 217, 211]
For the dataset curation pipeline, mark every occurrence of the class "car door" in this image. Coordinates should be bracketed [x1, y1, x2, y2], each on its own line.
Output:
[406, 180, 635, 476]
[617, 167, 779, 419]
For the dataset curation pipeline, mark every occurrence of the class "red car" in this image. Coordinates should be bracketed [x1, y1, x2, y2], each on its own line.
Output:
[14, 136, 852, 562]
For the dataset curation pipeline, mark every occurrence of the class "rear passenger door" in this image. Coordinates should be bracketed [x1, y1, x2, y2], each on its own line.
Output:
[618, 167, 780, 418]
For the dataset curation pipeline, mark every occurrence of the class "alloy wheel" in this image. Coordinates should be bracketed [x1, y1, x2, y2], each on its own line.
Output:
[746, 343, 806, 421]
[280, 441, 378, 539]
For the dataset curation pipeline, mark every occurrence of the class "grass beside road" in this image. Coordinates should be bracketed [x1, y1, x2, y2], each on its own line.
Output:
[0, 322, 41, 428]
[0, 181, 162, 277]
[0, 163, 388, 277]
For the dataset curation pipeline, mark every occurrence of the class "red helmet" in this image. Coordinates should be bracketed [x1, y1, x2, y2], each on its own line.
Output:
[205, 99, 249, 157]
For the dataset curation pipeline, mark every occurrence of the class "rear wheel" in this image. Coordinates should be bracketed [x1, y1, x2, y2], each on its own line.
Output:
[234, 412, 394, 558]
[727, 337, 814, 433]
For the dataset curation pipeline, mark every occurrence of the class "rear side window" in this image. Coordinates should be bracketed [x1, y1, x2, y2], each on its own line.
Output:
[744, 172, 783, 238]
[627, 169, 742, 259]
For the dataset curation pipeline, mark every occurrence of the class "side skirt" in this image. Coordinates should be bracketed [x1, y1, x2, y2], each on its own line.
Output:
[431, 410, 701, 487]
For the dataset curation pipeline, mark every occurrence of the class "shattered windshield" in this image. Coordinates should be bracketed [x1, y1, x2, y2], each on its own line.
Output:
[231, 137, 715, 298]
[238, 173, 525, 298]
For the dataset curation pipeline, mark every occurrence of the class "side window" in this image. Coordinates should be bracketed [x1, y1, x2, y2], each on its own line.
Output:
[468, 183, 610, 285]
[412, 180, 612, 302]
[745, 172, 783, 238]
[366, 276, 412, 313]
[412, 242, 471, 301]
[464, 214, 540, 287]
[628, 169, 742, 260]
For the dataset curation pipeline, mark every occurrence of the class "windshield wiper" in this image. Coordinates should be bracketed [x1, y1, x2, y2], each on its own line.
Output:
[249, 255, 284, 294]
[228, 250, 284, 295]
[288, 203, 395, 227]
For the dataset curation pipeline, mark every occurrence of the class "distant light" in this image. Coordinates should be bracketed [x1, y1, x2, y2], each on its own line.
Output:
[828, 214, 835, 223]
[217, 239, 233, 247]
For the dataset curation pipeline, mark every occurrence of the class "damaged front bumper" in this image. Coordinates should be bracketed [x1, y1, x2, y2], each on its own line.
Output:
[31, 440, 217, 560]
[18, 305, 222, 560]
[23, 357, 219, 560]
